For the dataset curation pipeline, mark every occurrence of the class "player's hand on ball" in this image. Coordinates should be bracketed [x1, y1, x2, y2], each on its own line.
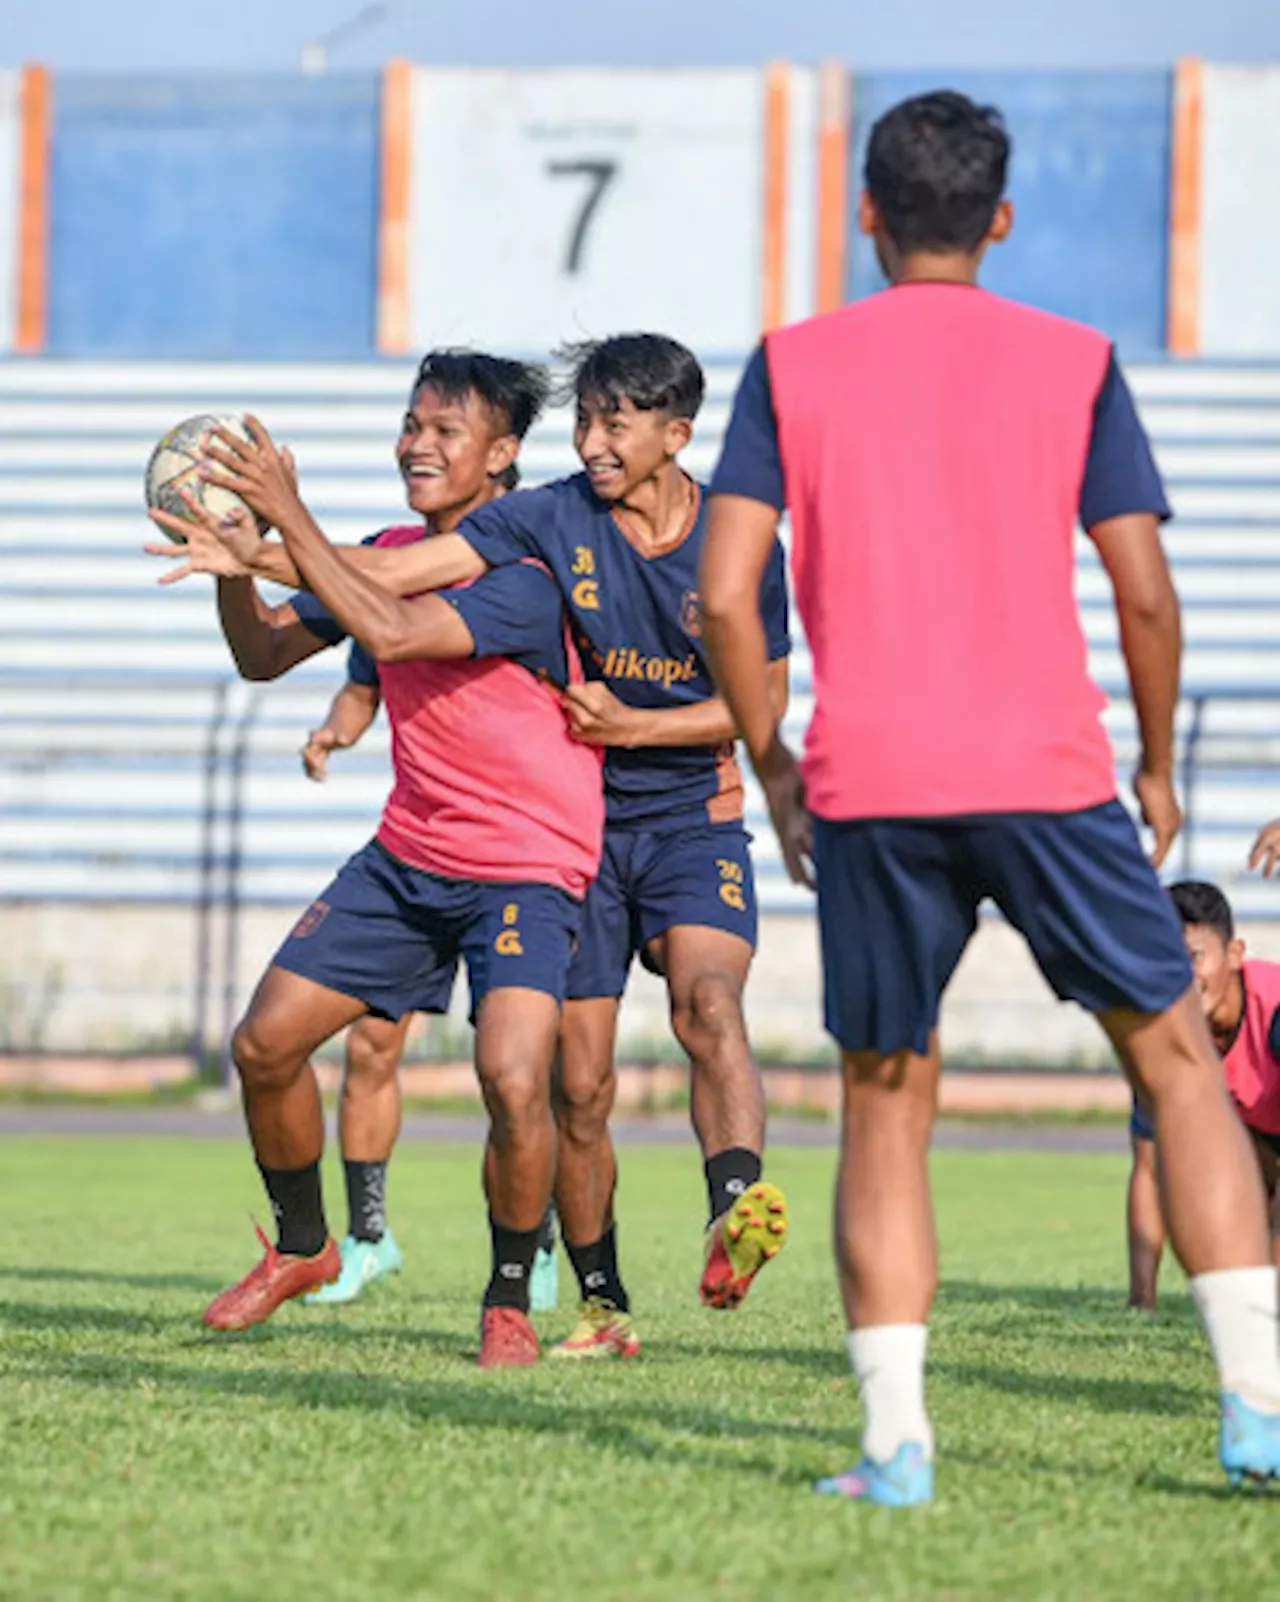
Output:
[756, 737, 814, 889]
[145, 497, 262, 585]
[301, 727, 345, 782]
[1249, 817, 1280, 877]
[1134, 767, 1182, 869]
[201, 415, 303, 533]
[563, 682, 640, 747]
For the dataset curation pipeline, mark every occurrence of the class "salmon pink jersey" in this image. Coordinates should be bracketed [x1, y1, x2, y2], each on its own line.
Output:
[294, 525, 603, 898]
[1223, 960, 1280, 1137]
[711, 285, 1172, 821]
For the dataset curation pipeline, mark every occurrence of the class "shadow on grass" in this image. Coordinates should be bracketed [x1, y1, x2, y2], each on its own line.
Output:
[0, 1264, 225, 1295]
[6, 1347, 854, 1485]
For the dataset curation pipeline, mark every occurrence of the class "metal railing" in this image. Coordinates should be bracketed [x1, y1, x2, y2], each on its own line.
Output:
[5, 673, 1280, 1075]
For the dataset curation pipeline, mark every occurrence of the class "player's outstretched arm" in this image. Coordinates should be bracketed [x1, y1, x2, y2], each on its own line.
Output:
[1089, 511, 1183, 868]
[149, 498, 328, 681]
[302, 680, 381, 782]
[1250, 819, 1280, 878]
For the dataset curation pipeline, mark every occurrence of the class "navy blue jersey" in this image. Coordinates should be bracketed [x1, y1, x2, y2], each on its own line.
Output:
[293, 530, 572, 685]
[459, 475, 791, 828]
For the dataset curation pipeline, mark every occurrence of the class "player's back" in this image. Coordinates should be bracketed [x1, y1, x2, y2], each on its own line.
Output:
[766, 283, 1115, 821]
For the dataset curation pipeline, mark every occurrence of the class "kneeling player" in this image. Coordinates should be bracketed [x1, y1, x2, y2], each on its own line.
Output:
[148, 352, 601, 1364]
[1128, 880, 1280, 1308]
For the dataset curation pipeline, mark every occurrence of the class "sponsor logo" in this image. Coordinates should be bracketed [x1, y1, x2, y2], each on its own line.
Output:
[495, 901, 524, 957]
[717, 858, 747, 912]
[572, 577, 600, 610]
[680, 589, 703, 638]
[601, 646, 699, 690]
[292, 899, 330, 939]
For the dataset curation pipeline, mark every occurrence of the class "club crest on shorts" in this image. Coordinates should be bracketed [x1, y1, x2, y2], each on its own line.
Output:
[292, 900, 331, 939]
[717, 857, 747, 911]
[680, 589, 703, 638]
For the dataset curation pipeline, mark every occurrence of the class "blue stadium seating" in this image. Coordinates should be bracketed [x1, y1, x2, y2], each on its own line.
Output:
[2, 357, 1279, 916]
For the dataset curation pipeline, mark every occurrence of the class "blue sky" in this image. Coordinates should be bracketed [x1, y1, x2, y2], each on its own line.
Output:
[6, 0, 1280, 73]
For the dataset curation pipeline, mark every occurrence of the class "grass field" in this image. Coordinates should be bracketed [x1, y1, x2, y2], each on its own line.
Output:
[0, 1136, 1273, 1600]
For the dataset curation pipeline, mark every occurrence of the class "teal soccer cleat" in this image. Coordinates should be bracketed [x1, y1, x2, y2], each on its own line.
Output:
[815, 1443, 934, 1507]
[304, 1231, 404, 1305]
[1220, 1393, 1280, 1488]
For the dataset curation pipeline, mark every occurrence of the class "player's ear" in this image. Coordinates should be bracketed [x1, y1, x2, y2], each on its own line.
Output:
[663, 416, 693, 458]
[987, 199, 1014, 245]
[486, 434, 519, 480]
[1228, 936, 1246, 972]
[858, 190, 879, 238]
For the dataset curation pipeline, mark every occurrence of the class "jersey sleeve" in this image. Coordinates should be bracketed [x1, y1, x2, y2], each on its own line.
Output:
[457, 485, 556, 569]
[442, 562, 568, 682]
[761, 537, 791, 660]
[708, 345, 786, 511]
[1268, 1006, 1280, 1065]
[1079, 352, 1172, 529]
[347, 640, 379, 687]
[291, 590, 347, 646]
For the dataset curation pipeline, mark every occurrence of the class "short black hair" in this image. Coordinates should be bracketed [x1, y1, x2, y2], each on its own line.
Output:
[410, 349, 549, 443]
[865, 90, 1010, 255]
[1168, 880, 1235, 944]
[556, 334, 705, 422]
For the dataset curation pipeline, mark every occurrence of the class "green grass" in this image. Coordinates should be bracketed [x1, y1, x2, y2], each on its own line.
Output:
[0, 1139, 1271, 1600]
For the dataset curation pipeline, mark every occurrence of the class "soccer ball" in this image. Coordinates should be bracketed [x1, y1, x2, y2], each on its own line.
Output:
[144, 414, 259, 544]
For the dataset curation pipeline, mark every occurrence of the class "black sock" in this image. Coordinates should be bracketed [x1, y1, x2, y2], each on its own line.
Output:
[257, 1161, 328, 1257]
[704, 1148, 762, 1223]
[536, 1205, 557, 1255]
[344, 1159, 388, 1243]
[483, 1218, 541, 1310]
[565, 1225, 630, 1313]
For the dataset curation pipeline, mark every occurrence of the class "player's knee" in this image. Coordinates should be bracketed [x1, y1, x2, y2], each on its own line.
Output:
[345, 1030, 400, 1094]
[477, 1050, 546, 1131]
[230, 1015, 297, 1092]
[554, 1056, 615, 1142]
[670, 971, 744, 1057]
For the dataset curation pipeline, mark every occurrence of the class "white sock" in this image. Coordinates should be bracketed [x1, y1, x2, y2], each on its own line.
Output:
[848, 1324, 934, 1463]
[1190, 1267, 1280, 1411]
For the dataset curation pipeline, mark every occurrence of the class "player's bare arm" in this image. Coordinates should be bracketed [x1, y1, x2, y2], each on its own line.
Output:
[199, 417, 479, 663]
[248, 530, 486, 596]
[1250, 818, 1280, 878]
[303, 680, 381, 782]
[1088, 510, 1183, 868]
[700, 494, 813, 888]
[149, 497, 327, 681]
[563, 659, 788, 748]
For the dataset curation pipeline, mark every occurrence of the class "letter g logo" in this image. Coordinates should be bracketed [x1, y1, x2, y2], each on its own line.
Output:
[572, 578, 600, 610]
[495, 929, 525, 956]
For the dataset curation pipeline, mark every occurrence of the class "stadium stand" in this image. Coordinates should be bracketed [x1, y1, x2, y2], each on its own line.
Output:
[2, 357, 1280, 920]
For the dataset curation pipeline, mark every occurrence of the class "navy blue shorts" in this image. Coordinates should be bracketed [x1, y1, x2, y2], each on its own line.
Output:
[273, 839, 582, 1021]
[814, 800, 1193, 1057]
[567, 821, 757, 1001]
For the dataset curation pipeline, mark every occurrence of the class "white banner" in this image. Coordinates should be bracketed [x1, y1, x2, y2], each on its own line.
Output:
[1200, 66, 1280, 355]
[0, 71, 20, 354]
[404, 68, 767, 358]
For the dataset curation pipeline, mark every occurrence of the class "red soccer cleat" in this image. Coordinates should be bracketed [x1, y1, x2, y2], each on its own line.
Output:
[699, 1181, 790, 1310]
[202, 1221, 341, 1332]
[478, 1305, 541, 1369]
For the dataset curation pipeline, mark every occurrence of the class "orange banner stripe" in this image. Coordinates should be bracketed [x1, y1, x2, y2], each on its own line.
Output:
[815, 61, 849, 315]
[15, 63, 51, 354]
[1167, 57, 1203, 357]
[377, 58, 412, 356]
[761, 62, 790, 333]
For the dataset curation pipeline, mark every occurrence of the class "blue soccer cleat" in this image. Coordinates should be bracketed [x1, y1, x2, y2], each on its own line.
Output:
[304, 1231, 403, 1305]
[815, 1443, 934, 1507]
[1220, 1393, 1280, 1488]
